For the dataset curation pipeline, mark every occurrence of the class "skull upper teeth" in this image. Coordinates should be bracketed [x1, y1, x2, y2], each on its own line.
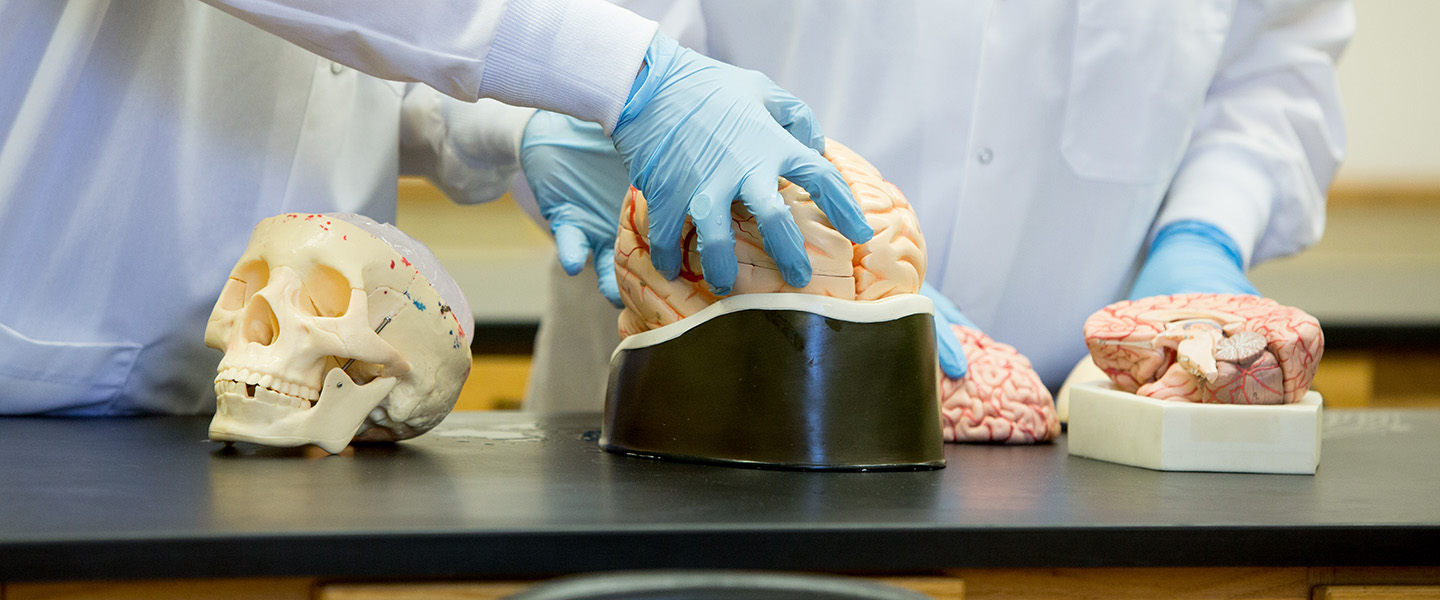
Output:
[215, 367, 321, 408]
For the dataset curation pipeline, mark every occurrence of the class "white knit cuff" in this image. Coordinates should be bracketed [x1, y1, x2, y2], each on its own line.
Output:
[479, 0, 657, 134]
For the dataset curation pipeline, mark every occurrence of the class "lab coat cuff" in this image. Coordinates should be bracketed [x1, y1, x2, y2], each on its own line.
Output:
[449, 100, 535, 178]
[1153, 150, 1276, 269]
[480, 0, 658, 134]
[443, 100, 536, 205]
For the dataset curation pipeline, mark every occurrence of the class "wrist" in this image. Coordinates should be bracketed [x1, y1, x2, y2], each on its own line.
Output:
[1130, 220, 1259, 299]
[1151, 220, 1246, 271]
[615, 32, 680, 134]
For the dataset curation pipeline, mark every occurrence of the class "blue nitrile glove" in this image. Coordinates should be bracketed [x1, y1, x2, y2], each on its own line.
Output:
[520, 111, 629, 308]
[1128, 220, 1261, 300]
[919, 282, 972, 380]
[610, 33, 873, 296]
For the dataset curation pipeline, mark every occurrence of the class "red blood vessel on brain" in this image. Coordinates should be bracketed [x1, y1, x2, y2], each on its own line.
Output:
[613, 140, 1060, 444]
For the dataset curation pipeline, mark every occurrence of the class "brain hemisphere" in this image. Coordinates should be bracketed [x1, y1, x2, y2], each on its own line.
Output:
[1084, 294, 1324, 405]
[614, 140, 925, 337]
[940, 326, 1061, 443]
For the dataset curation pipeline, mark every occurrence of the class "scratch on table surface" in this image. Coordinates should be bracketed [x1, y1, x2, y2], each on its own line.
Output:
[432, 422, 545, 441]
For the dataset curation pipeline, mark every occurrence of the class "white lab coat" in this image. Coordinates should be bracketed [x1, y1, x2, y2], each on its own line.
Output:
[523, 0, 1351, 412]
[0, 0, 657, 415]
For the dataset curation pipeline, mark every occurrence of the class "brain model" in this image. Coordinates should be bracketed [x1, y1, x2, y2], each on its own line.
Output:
[940, 326, 1061, 444]
[615, 140, 925, 335]
[1084, 294, 1324, 405]
[614, 139, 1058, 444]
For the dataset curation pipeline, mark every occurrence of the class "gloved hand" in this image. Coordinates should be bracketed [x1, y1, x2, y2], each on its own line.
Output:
[520, 111, 629, 308]
[1128, 220, 1261, 300]
[919, 282, 972, 380]
[610, 33, 874, 296]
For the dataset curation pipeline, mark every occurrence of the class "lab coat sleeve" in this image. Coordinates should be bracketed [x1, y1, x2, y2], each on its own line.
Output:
[1153, 0, 1353, 268]
[399, 85, 534, 206]
[200, 0, 658, 132]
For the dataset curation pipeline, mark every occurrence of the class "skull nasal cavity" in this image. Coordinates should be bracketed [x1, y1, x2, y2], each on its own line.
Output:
[243, 295, 280, 346]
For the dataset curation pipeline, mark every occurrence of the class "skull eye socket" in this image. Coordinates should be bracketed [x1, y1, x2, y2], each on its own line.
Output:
[303, 265, 352, 318]
[219, 260, 269, 311]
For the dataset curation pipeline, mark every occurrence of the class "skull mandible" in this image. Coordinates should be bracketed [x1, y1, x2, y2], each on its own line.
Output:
[204, 213, 472, 453]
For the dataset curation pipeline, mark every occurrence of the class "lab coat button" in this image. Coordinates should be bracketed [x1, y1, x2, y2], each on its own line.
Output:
[977, 148, 993, 165]
[330, 61, 345, 75]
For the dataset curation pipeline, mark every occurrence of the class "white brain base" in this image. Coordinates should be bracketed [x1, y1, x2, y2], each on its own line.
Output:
[204, 213, 472, 454]
[1084, 294, 1324, 405]
[614, 140, 1059, 444]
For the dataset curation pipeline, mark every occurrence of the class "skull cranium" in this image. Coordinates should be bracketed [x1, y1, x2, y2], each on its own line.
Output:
[204, 213, 471, 453]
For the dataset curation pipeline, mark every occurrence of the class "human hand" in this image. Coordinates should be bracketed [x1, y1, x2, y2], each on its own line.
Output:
[919, 282, 972, 380]
[1128, 220, 1260, 300]
[610, 33, 873, 296]
[520, 111, 630, 308]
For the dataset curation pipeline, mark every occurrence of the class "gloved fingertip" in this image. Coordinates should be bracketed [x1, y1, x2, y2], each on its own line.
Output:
[553, 226, 591, 276]
[780, 261, 812, 289]
[943, 359, 969, 381]
[937, 338, 969, 380]
[700, 260, 737, 296]
[558, 254, 587, 277]
[785, 161, 871, 244]
[698, 252, 738, 296]
[832, 195, 873, 244]
[844, 219, 875, 244]
[651, 251, 680, 281]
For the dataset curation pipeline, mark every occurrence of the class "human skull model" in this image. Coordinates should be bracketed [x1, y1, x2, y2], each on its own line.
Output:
[204, 213, 472, 453]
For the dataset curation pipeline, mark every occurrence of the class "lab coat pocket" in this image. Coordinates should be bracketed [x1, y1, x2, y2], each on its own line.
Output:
[0, 320, 141, 415]
[1062, 0, 1230, 184]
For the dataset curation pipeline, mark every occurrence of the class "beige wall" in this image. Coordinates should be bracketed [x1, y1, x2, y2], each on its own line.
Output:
[1333, 0, 1440, 185]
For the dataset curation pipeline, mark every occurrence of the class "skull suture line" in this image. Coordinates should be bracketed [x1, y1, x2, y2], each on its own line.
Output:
[204, 214, 472, 453]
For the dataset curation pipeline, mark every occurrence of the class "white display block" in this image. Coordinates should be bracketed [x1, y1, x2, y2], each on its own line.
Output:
[1066, 380, 1322, 475]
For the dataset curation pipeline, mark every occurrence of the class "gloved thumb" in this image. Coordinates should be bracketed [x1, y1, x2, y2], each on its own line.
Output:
[553, 223, 594, 277]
